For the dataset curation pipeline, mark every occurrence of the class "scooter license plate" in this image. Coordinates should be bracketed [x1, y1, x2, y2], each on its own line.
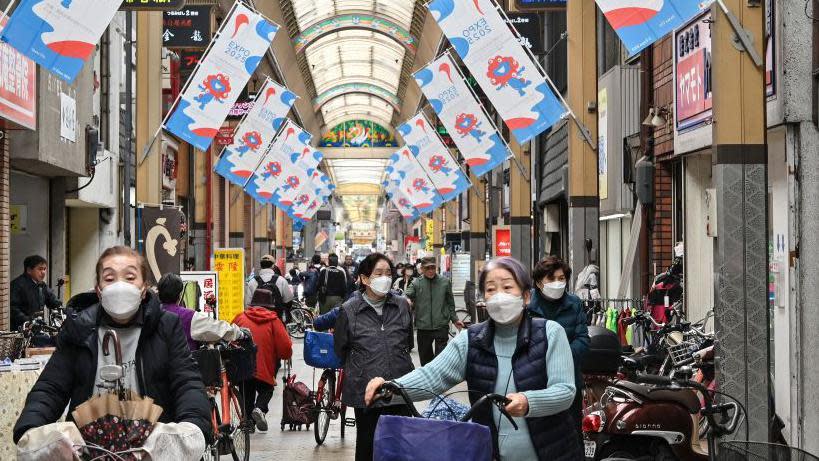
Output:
[584, 440, 597, 458]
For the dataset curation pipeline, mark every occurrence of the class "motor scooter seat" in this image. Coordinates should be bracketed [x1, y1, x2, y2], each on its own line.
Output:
[614, 381, 701, 414]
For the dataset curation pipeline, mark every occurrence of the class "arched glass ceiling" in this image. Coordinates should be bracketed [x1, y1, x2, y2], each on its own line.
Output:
[293, 0, 415, 33]
[321, 98, 394, 127]
[326, 159, 389, 185]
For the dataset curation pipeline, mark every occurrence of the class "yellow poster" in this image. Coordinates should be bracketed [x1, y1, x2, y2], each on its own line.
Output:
[425, 219, 434, 252]
[213, 248, 245, 323]
[598, 88, 608, 200]
[10, 205, 27, 235]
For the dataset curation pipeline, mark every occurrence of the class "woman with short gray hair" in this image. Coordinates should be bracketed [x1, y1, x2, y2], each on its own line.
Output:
[364, 256, 581, 461]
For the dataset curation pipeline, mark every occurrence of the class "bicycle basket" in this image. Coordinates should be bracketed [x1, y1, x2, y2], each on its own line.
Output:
[223, 339, 257, 383]
[718, 442, 819, 461]
[667, 340, 698, 366]
[192, 347, 222, 387]
[0, 332, 26, 360]
[374, 415, 492, 461]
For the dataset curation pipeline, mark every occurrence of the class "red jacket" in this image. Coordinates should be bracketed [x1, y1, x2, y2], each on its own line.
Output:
[233, 307, 292, 386]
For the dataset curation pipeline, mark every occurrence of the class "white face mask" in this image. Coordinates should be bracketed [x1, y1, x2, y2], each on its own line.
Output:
[541, 281, 566, 300]
[100, 281, 143, 322]
[485, 292, 524, 325]
[368, 276, 393, 296]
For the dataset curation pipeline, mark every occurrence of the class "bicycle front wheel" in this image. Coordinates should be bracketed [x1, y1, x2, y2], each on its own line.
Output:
[287, 308, 312, 339]
[314, 369, 334, 445]
[229, 389, 250, 461]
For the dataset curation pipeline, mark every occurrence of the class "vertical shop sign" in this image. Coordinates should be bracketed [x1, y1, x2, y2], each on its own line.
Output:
[674, 9, 713, 132]
[598, 88, 608, 200]
[164, 1, 279, 151]
[213, 248, 244, 322]
[0, 18, 36, 130]
[427, 0, 568, 144]
[140, 206, 183, 284]
[425, 219, 435, 252]
[162, 5, 211, 48]
[214, 79, 297, 188]
[397, 113, 471, 202]
[180, 271, 219, 316]
[414, 53, 512, 177]
[765, 0, 775, 98]
[0, 0, 124, 83]
[495, 228, 511, 257]
[60, 92, 77, 142]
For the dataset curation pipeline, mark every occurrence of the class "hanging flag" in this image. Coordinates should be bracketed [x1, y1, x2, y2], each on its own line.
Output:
[165, 1, 279, 151]
[270, 145, 324, 210]
[427, 0, 568, 144]
[0, 0, 124, 83]
[397, 113, 470, 202]
[414, 52, 512, 177]
[385, 181, 421, 222]
[244, 119, 311, 204]
[597, 0, 712, 56]
[214, 79, 297, 187]
[385, 147, 443, 214]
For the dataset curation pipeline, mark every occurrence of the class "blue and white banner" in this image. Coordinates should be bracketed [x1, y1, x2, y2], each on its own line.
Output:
[272, 145, 324, 210]
[385, 146, 443, 214]
[597, 0, 712, 56]
[414, 52, 511, 177]
[397, 113, 470, 202]
[427, 0, 567, 144]
[385, 181, 421, 222]
[290, 172, 333, 221]
[0, 0, 123, 83]
[244, 119, 312, 204]
[165, 1, 279, 151]
[214, 78, 297, 187]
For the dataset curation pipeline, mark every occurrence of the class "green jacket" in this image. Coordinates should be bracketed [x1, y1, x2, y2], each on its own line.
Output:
[405, 274, 456, 331]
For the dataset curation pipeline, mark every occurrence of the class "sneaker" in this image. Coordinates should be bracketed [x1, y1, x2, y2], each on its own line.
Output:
[251, 407, 268, 432]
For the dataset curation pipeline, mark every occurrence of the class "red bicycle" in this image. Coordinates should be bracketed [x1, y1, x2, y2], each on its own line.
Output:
[313, 367, 354, 445]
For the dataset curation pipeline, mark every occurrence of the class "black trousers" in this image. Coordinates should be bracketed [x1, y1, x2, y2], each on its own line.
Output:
[354, 405, 413, 461]
[417, 328, 449, 366]
[239, 378, 275, 416]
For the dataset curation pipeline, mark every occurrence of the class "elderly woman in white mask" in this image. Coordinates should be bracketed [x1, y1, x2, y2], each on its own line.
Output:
[364, 256, 581, 461]
[14, 246, 209, 460]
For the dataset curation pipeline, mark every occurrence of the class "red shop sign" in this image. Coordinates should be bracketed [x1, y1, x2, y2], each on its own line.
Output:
[0, 18, 36, 130]
[215, 127, 234, 146]
[676, 49, 712, 123]
[495, 228, 511, 257]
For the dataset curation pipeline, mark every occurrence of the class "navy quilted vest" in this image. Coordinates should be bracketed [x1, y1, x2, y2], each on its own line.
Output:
[465, 317, 583, 461]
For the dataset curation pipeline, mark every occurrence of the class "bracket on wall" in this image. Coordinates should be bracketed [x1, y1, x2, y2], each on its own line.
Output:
[715, 0, 764, 68]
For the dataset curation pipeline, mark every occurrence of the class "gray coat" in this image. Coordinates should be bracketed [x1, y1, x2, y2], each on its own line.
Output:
[334, 291, 415, 408]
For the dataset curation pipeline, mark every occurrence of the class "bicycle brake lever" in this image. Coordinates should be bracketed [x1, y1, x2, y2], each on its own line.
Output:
[496, 402, 519, 431]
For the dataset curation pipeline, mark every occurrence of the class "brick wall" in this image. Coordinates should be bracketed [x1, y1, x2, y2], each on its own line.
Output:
[649, 36, 675, 279]
[0, 133, 9, 330]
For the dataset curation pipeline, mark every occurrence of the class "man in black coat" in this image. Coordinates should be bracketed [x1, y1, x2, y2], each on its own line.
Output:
[13, 291, 211, 444]
[10, 255, 61, 331]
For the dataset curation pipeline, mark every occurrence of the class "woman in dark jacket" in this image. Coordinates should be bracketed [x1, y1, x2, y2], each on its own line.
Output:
[13, 246, 210, 452]
[527, 255, 590, 437]
[334, 253, 414, 461]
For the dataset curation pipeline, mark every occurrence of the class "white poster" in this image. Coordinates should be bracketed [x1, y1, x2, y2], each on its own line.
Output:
[165, 1, 279, 151]
[214, 78, 298, 187]
[427, 0, 568, 144]
[180, 271, 219, 316]
[414, 53, 511, 177]
[60, 92, 76, 142]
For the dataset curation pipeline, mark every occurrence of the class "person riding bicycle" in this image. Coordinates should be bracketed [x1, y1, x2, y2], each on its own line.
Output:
[245, 254, 294, 321]
[13, 246, 209, 459]
[11, 255, 62, 340]
[365, 257, 582, 461]
[232, 288, 293, 433]
[157, 273, 247, 351]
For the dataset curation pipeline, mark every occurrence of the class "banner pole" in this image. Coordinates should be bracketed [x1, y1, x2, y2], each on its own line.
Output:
[139, 0, 242, 165]
[0, 0, 18, 27]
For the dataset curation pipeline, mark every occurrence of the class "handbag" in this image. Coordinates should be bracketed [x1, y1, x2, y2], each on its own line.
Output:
[374, 415, 492, 461]
[303, 330, 342, 370]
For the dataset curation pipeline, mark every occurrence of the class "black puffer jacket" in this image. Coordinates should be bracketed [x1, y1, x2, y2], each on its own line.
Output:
[334, 291, 414, 408]
[13, 291, 211, 443]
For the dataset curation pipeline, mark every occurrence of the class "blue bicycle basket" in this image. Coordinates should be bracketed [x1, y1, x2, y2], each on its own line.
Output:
[303, 330, 342, 369]
[374, 415, 493, 461]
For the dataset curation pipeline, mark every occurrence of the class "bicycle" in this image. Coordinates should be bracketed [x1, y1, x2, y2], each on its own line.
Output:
[197, 340, 254, 461]
[0, 318, 60, 359]
[287, 302, 315, 339]
[313, 367, 355, 445]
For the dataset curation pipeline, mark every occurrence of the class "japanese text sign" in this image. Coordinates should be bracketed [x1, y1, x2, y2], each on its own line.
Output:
[0, 18, 36, 130]
[213, 249, 244, 322]
[495, 228, 511, 257]
[163, 5, 211, 48]
[675, 9, 712, 131]
[180, 271, 219, 316]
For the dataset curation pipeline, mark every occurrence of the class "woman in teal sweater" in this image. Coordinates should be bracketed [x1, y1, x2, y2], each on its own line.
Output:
[365, 257, 581, 461]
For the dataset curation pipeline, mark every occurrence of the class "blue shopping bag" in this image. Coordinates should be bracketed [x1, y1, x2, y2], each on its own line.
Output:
[374, 415, 493, 461]
[303, 330, 342, 369]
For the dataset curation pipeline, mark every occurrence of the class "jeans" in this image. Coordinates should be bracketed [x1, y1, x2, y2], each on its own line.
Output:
[416, 328, 449, 366]
[354, 405, 413, 461]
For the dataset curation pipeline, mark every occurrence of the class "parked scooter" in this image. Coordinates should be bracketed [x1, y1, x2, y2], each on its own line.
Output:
[582, 351, 736, 461]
